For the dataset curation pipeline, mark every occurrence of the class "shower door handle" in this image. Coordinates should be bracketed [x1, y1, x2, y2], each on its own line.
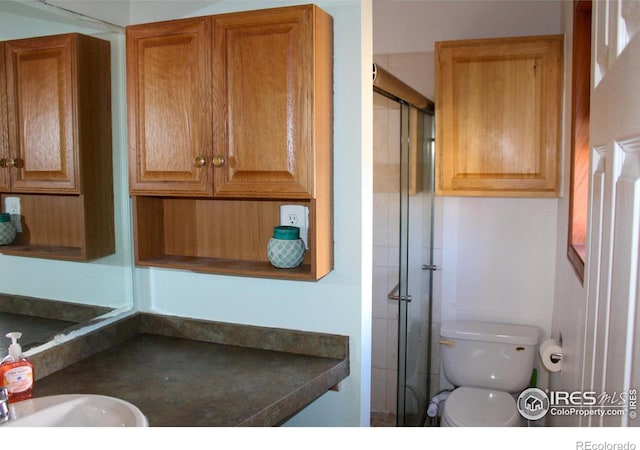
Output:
[387, 283, 412, 302]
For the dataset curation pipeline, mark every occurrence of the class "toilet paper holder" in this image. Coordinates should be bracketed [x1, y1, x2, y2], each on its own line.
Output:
[550, 352, 562, 363]
[539, 338, 563, 372]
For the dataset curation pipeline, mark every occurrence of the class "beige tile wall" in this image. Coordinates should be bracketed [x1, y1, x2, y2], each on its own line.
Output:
[372, 91, 401, 414]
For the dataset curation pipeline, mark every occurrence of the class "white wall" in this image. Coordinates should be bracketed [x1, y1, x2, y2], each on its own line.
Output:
[48, 0, 131, 27]
[373, 0, 563, 389]
[373, 0, 562, 54]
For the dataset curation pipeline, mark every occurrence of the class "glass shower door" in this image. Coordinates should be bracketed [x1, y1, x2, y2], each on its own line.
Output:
[396, 105, 435, 427]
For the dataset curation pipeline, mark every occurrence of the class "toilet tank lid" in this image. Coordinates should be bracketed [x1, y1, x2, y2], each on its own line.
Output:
[441, 320, 540, 345]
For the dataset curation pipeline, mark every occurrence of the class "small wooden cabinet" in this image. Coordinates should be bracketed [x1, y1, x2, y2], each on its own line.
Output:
[0, 33, 114, 260]
[435, 35, 563, 197]
[126, 5, 333, 280]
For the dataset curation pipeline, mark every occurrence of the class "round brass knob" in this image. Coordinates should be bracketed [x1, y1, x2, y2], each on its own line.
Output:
[193, 156, 206, 168]
[1, 158, 18, 168]
[212, 156, 225, 167]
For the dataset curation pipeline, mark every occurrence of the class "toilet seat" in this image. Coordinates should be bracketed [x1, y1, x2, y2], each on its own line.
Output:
[442, 387, 521, 427]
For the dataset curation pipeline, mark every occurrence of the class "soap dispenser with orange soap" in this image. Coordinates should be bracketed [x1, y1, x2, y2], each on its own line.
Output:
[0, 332, 34, 402]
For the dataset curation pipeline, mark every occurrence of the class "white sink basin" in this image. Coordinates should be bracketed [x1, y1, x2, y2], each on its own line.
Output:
[3, 394, 148, 427]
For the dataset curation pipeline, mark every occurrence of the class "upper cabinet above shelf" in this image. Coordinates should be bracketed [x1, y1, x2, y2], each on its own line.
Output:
[435, 35, 563, 198]
[126, 5, 332, 200]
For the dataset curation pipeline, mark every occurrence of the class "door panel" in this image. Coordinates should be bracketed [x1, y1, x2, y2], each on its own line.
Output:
[604, 143, 640, 426]
[5, 35, 78, 193]
[584, 3, 640, 427]
[581, 146, 605, 426]
[211, 7, 313, 198]
[127, 17, 213, 196]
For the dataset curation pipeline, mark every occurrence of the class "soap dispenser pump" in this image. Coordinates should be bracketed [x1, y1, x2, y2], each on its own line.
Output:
[0, 332, 34, 402]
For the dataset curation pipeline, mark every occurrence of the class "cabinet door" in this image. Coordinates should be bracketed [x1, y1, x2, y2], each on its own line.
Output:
[5, 34, 79, 193]
[0, 42, 9, 192]
[211, 6, 316, 198]
[127, 17, 213, 196]
[435, 35, 563, 197]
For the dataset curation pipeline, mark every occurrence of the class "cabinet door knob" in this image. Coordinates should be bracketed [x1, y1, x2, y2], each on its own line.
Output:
[0, 158, 19, 168]
[212, 156, 225, 167]
[193, 156, 206, 168]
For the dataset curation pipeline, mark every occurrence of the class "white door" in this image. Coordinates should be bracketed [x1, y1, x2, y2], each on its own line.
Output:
[583, 0, 640, 427]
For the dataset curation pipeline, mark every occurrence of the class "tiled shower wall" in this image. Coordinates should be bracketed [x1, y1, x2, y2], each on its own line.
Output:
[372, 91, 400, 414]
[371, 53, 443, 415]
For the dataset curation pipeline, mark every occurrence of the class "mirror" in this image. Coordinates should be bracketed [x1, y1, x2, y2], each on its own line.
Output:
[0, 1, 134, 353]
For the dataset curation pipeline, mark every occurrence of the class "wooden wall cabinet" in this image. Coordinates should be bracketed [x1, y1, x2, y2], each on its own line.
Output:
[0, 33, 114, 261]
[126, 5, 333, 280]
[435, 35, 563, 197]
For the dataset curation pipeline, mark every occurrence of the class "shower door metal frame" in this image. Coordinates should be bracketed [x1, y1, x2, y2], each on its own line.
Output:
[373, 62, 435, 427]
[397, 100, 412, 426]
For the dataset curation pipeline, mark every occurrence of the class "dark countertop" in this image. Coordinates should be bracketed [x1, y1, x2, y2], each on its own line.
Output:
[0, 293, 113, 355]
[0, 312, 76, 354]
[29, 313, 349, 426]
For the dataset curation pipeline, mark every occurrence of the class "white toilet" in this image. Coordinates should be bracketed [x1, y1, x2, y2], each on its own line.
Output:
[439, 320, 540, 427]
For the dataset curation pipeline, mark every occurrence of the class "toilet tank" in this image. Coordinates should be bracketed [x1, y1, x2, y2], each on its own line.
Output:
[440, 320, 540, 392]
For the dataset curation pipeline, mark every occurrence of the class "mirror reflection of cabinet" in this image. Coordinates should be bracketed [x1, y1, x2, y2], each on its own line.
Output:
[0, 33, 115, 261]
[0, 42, 7, 192]
[4, 34, 79, 192]
[0, 1, 135, 356]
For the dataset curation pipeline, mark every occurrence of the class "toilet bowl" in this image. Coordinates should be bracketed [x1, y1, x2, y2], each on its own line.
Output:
[439, 320, 539, 427]
[440, 387, 520, 427]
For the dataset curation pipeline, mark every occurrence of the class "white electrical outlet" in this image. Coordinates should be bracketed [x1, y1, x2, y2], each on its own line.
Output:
[4, 197, 20, 215]
[280, 204, 309, 249]
[4, 197, 21, 232]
